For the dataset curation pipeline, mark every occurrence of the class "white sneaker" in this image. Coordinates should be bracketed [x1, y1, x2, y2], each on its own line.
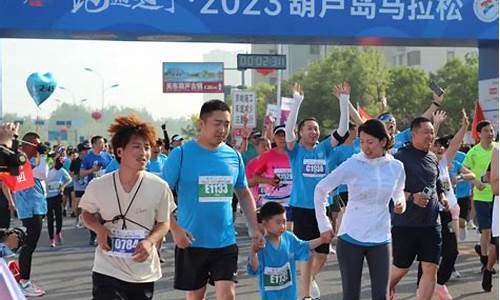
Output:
[329, 244, 336, 255]
[19, 280, 45, 297]
[311, 279, 321, 299]
[451, 269, 462, 279]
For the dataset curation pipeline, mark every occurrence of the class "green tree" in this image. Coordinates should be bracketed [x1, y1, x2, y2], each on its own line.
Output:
[283, 47, 390, 133]
[386, 66, 431, 129]
[431, 53, 478, 134]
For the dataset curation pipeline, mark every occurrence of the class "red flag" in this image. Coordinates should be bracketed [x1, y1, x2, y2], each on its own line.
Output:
[471, 101, 485, 144]
[0, 163, 35, 192]
[357, 105, 373, 122]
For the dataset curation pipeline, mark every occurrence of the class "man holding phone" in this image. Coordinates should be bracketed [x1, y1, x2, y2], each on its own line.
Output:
[389, 117, 448, 300]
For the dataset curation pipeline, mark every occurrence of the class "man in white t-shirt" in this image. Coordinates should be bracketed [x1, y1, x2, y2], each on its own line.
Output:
[80, 115, 176, 300]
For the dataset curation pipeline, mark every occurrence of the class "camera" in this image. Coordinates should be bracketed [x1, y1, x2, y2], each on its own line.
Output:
[0, 137, 27, 176]
[422, 187, 433, 198]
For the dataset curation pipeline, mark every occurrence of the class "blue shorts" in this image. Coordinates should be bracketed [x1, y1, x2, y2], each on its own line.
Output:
[14, 188, 47, 220]
[474, 201, 493, 231]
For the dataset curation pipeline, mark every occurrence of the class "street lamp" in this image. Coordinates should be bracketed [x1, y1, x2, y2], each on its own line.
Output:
[58, 86, 75, 104]
[83, 67, 119, 112]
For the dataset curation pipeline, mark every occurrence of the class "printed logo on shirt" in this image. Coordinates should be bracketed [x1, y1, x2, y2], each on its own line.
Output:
[263, 262, 293, 291]
[302, 159, 326, 177]
[198, 176, 234, 202]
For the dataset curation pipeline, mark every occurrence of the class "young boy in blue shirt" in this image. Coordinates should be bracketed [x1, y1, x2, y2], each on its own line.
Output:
[248, 201, 332, 300]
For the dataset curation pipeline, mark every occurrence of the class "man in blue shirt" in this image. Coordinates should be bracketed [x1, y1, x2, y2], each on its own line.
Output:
[165, 99, 263, 300]
[79, 136, 112, 245]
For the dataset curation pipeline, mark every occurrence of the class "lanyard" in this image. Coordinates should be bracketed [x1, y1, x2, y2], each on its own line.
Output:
[111, 172, 146, 231]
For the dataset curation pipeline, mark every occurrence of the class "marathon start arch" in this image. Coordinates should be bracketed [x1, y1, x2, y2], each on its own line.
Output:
[0, 0, 498, 121]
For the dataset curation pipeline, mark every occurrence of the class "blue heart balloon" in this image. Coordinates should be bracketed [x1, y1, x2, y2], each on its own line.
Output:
[26, 72, 57, 106]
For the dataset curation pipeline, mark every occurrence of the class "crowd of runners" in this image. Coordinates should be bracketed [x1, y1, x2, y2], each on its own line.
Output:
[0, 83, 498, 300]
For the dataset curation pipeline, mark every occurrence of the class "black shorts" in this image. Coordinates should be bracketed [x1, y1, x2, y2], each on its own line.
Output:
[329, 192, 349, 213]
[392, 226, 442, 268]
[75, 190, 85, 198]
[63, 186, 74, 196]
[291, 206, 329, 254]
[457, 196, 471, 221]
[174, 244, 238, 291]
[92, 272, 154, 300]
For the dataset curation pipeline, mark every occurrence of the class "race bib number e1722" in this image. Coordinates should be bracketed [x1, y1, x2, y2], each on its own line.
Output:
[198, 176, 234, 202]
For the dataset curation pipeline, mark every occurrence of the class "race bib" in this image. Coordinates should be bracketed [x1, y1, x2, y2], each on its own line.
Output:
[198, 176, 234, 202]
[302, 159, 326, 177]
[108, 229, 145, 258]
[47, 182, 60, 194]
[258, 184, 266, 197]
[274, 168, 292, 183]
[263, 262, 293, 291]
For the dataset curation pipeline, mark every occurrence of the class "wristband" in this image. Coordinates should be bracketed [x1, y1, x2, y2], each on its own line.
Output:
[332, 130, 349, 145]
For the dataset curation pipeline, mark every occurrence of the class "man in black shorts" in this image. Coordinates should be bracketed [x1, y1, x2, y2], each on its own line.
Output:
[389, 117, 448, 300]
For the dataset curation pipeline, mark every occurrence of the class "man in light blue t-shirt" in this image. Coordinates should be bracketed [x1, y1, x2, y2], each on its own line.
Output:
[164, 99, 263, 300]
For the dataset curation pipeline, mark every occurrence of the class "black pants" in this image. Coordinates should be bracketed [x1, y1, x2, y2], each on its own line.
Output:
[0, 199, 10, 228]
[19, 216, 43, 280]
[92, 272, 154, 300]
[336, 238, 391, 300]
[417, 211, 458, 286]
[46, 195, 63, 240]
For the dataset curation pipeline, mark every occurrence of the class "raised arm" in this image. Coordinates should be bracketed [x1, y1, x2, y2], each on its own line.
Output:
[422, 91, 445, 120]
[330, 82, 351, 147]
[445, 109, 469, 163]
[432, 110, 447, 136]
[285, 83, 304, 151]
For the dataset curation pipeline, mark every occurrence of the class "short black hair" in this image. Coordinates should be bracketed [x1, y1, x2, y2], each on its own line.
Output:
[476, 120, 492, 134]
[259, 201, 285, 222]
[410, 117, 432, 131]
[358, 119, 394, 151]
[22, 132, 40, 141]
[91, 135, 104, 145]
[200, 99, 231, 121]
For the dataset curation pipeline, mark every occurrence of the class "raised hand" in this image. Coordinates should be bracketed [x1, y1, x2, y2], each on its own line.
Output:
[333, 82, 351, 99]
[461, 109, 470, 128]
[432, 110, 447, 126]
[292, 82, 304, 99]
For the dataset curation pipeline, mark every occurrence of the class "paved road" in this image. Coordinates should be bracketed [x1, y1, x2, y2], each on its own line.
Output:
[16, 216, 499, 299]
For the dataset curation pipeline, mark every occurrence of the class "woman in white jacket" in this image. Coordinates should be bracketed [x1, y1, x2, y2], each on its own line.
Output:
[314, 119, 406, 300]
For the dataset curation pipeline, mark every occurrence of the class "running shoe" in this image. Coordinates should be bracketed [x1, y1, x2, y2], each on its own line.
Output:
[49, 239, 56, 248]
[451, 269, 462, 279]
[55, 232, 64, 245]
[311, 279, 320, 299]
[19, 280, 45, 297]
[434, 284, 453, 300]
[482, 269, 493, 292]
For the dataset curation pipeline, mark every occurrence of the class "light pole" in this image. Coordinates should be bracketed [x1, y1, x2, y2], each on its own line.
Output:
[83, 67, 119, 112]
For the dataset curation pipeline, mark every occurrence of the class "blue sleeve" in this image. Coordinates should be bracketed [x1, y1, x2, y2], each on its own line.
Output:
[81, 155, 92, 170]
[105, 159, 119, 174]
[320, 136, 334, 156]
[396, 128, 412, 144]
[286, 143, 299, 163]
[289, 233, 310, 262]
[235, 151, 248, 189]
[164, 147, 182, 189]
[61, 169, 72, 184]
